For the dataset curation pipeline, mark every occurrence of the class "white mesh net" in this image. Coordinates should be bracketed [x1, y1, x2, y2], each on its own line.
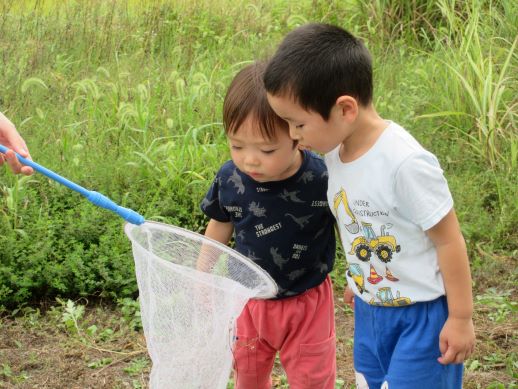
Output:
[124, 221, 278, 389]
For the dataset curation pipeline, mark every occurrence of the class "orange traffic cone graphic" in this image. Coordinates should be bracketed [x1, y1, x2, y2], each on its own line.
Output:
[385, 267, 399, 282]
[367, 264, 383, 284]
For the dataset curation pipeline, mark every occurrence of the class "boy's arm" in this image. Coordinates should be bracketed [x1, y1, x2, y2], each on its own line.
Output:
[343, 287, 355, 310]
[426, 209, 475, 365]
[334, 223, 355, 310]
[204, 218, 234, 244]
[197, 218, 234, 272]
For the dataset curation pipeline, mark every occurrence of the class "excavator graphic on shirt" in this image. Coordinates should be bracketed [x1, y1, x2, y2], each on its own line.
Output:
[334, 187, 401, 286]
[334, 189, 400, 263]
[369, 287, 411, 307]
[333, 189, 359, 234]
[349, 222, 401, 263]
[347, 263, 366, 294]
[347, 264, 411, 305]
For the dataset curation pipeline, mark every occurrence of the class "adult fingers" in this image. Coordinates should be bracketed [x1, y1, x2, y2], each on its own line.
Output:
[4, 149, 33, 175]
[0, 112, 31, 159]
[20, 165, 34, 175]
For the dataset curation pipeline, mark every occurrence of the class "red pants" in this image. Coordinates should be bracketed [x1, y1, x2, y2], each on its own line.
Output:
[233, 276, 336, 389]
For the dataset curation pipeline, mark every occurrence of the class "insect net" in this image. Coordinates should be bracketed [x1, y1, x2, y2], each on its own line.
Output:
[124, 221, 278, 389]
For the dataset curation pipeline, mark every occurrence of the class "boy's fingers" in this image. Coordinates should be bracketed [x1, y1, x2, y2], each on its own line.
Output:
[438, 347, 456, 365]
[439, 336, 447, 355]
[454, 352, 466, 364]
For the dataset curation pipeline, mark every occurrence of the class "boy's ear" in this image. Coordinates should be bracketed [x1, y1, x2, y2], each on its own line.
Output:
[335, 96, 358, 122]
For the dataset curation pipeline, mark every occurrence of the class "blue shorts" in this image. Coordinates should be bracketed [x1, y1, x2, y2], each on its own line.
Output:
[353, 295, 463, 389]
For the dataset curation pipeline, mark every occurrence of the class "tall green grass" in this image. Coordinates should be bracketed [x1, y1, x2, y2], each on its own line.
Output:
[416, 0, 517, 172]
[0, 0, 516, 308]
[410, 0, 517, 250]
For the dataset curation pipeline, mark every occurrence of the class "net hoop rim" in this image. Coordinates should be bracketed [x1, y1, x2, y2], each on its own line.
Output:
[124, 220, 278, 298]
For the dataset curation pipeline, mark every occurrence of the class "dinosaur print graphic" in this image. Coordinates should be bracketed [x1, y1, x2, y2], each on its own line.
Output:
[278, 189, 304, 203]
[297, 171, 315, 184]
[200, 198, 216, 210]
[314, 226, 326, 239]
[284, 213, 312, 229]
[248, 201, 267, 217]
[236, 230, 245, 241]
[270, 247, 290, 269]
[227, 169, 245, 194]
[288, 268, 306, 280]
[246, 250, 262, 262]
[276, 287, 298, 297]
[316, 262, 328, 273]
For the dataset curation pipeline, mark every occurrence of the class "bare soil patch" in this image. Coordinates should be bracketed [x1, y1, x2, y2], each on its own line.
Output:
[1, 268, 516, 388]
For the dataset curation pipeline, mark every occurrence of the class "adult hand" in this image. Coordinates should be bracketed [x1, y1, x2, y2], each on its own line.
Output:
[0, 112, 33, 175]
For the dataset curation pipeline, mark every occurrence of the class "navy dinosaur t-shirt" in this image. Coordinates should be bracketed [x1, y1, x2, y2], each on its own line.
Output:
[200, 150, 336, 298]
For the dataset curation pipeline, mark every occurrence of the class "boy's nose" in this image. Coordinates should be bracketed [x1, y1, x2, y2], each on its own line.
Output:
[289, 126, 302, 141]
[244, 154, 260, 166]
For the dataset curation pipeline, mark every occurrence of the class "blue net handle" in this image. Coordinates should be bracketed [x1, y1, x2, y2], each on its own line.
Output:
[0, 144, 145, 225]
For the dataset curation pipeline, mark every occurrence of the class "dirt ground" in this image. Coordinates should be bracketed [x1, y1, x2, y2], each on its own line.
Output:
[1, 295, 516, 389]
[0, 298, 352, 388]
[1, 259, 517, 389]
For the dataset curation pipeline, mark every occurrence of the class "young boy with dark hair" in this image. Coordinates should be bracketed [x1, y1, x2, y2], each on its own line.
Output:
[201, 61, 337, 389]
[265, 23, 475, 388]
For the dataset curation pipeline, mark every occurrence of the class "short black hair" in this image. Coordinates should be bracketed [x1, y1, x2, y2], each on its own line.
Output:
[264, 23, 373, 120]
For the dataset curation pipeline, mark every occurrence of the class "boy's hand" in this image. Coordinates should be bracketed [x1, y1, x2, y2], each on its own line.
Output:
[343, 287, 355, 310]
[438, 316, 475, 364]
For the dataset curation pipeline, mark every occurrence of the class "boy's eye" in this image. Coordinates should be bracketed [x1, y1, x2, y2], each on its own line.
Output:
[295, 124, 304, 129]
[261, 149, 276, 154]
[231, 145, 242, 150]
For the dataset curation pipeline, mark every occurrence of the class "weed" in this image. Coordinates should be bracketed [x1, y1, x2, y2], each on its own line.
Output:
[0, 363, 29, 384]
[476, 288, 518, 323]
[118, 297, 142, 331]
[123, 357, 149, 376]
[87, 357, 113, 369]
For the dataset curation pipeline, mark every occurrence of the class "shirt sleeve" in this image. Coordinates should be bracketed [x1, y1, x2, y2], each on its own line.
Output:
[200, 172, 231, 222]
[394, 151, 453, 231]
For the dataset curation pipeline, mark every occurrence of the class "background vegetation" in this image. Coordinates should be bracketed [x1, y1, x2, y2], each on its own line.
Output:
[0, 0, 516, 388]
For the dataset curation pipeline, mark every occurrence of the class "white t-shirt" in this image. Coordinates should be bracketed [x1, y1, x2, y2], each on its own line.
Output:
[325, 121, 453, 306]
